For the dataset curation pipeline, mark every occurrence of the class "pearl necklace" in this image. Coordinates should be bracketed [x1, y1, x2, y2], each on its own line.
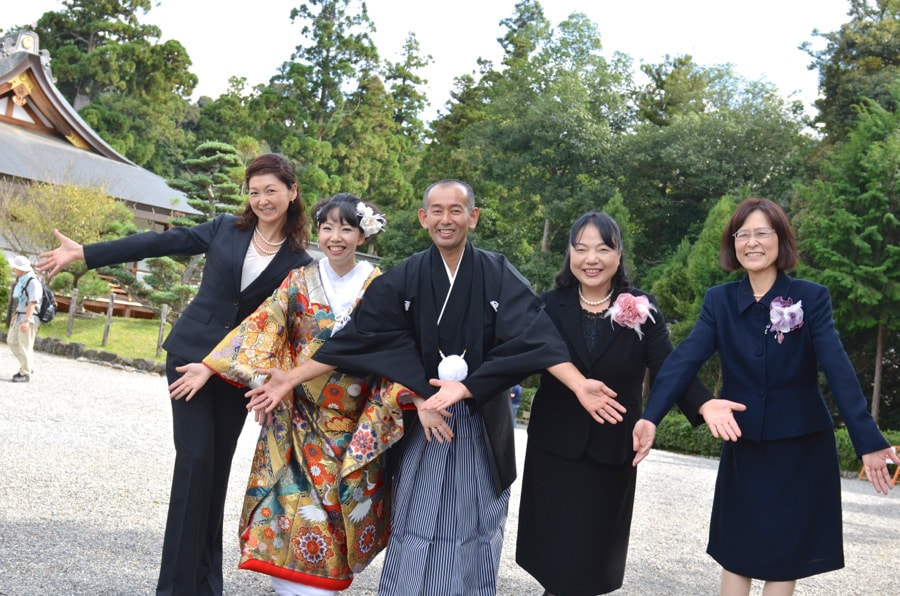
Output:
[252, 235, 279, 256]
[578, 285, 614, 306]
[255, 226, 286, 246]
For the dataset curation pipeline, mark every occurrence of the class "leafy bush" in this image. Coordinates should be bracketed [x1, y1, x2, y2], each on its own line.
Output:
[0, 252, 10, 313]
[655, 412, 900, 473]
[835, 427, 900, 472]
[654, 411, 723, 458]
[517, 386, 536, 422]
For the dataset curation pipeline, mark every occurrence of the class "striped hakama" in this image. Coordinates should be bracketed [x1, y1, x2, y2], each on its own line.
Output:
[378, 402, 510, 596]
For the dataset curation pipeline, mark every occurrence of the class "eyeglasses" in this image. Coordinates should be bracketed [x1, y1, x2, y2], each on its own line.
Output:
[733, 227, 775, 242]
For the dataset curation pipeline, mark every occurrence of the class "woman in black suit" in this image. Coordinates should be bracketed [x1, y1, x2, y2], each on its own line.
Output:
[516, 212, 714, 595]
[37, 154, 312, 595]
[634, 198, 896, 595]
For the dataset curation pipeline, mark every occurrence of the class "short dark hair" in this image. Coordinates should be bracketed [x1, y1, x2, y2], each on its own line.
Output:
[720, 197, 797, 271]
[236, 153, 308, 251]
[554, 212, 631, 291]
[422, 179, 475, 210]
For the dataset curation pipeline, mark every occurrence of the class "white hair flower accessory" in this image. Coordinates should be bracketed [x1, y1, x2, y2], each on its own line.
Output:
[356, 202, 386, 238]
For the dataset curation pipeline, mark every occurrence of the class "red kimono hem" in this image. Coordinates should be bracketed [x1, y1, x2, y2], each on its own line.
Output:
[238, 559, 353, 590]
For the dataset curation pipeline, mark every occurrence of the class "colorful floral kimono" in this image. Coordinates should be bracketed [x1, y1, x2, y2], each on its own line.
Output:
[203, 263, 413, 591]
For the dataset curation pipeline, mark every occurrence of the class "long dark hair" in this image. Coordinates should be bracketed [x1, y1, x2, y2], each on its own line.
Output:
[235, 153, 309, 251]
[554, 211, 631, 292]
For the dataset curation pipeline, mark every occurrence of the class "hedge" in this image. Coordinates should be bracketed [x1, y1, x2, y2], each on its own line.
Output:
[654, 411, 900, 473]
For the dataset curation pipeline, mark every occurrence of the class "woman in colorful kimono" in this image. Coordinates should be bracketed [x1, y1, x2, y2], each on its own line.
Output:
[169, 194, 440, 595]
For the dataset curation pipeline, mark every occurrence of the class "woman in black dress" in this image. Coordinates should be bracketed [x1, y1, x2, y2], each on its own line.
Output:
[38, 153, 312, 594]
[516, 212, 713, 595]
[634, 198, 896, 595]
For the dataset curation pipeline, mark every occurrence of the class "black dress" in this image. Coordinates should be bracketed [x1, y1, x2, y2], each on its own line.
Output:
[516, 292, 710, 596]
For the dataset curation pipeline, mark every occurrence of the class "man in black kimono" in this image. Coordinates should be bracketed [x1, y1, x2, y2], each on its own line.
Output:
[248, 179, 624, 595]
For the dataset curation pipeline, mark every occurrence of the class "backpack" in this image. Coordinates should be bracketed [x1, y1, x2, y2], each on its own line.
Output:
[35, 277, 57, 323]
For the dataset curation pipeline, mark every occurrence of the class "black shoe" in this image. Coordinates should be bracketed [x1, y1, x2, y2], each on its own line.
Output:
[11, 373, 30, 383]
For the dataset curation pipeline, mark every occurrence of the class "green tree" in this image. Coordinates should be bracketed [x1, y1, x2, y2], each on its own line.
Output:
[330, 74, 417, 252]
[414, 73, 489, 190]
[168, 141, 244, 224]
[649, 195, 741, 394]
[251, 0, 379, 199]
[16, 0, 199, 175]
[191, 78, 259, 147]
[0, 181, 132, 258]
[617, 72, 809, 277]
[0, 181, 134, 310]
[288, 0, 378, 141]
[49, 269, 110, 304]
[795, 87, 900, 423]
[0, 253, 11, 315]
[27, 0, 197, 109]
[79, 91, 195, 176]
[471, 4, 633, 288]
[602, 192, 638, 284]
[803, 0, 900, 142]
[385, 32, 431, 144]
[650, 195, 741, 343]
[635, 54, 727, 127]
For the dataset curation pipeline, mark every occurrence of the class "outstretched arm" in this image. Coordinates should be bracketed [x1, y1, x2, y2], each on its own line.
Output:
[861, 447, 898, 495]
[632, 419, 657, 466]
[548, 362, 624, 425]
[168, 363, 215, 401]
[410, 394, 455, 444]
[36, 230, 85, 278]
[245, 359, 336, 413]
[419, 379, 472, 411]
[698, 398, 747, 442]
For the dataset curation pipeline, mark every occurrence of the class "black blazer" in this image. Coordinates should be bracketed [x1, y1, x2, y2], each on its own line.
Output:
[527, 286, 711, 466]
[643, 273, 888, 456]
[83, 214, 312, 363]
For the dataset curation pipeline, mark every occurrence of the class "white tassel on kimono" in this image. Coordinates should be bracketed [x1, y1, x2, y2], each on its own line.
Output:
[438, 354, 468, 381]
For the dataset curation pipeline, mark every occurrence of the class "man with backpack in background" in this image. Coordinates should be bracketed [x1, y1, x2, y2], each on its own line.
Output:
[8, 255, 42, 383]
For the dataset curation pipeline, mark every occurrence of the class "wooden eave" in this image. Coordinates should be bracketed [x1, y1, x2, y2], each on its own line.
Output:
[0, 53, 130, 163]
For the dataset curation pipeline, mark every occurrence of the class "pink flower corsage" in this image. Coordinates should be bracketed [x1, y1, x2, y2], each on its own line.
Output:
[768, 296, 803, 344]
[605, 292, 657, 340]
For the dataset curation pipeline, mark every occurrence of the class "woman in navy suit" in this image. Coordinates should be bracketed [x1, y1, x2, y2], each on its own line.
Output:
[634, 198, 896, 596]
[516, 212, 714, 595]
[38, 154, 313, 595]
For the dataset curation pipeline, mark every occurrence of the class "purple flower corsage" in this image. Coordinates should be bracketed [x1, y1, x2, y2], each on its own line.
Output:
[768, 296, 803, 344]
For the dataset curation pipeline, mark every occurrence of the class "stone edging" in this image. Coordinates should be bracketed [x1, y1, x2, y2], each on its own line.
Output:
[2, 331, 166, 376]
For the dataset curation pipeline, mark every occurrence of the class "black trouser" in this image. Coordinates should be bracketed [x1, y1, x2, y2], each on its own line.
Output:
[157, 355, 248, 596]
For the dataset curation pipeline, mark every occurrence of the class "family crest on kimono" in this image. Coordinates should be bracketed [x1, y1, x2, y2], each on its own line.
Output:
[247, 179, 625, 595]
[170, 194, 413, 596]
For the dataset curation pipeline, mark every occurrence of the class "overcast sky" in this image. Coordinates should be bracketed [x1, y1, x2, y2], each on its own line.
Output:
[4, 0, 852, 122]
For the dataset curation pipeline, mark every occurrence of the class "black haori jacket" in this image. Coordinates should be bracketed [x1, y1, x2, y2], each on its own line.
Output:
[314, 243, 570, 494]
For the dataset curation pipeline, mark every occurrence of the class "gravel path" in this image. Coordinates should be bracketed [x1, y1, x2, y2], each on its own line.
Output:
[1, 348, 897, 595]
